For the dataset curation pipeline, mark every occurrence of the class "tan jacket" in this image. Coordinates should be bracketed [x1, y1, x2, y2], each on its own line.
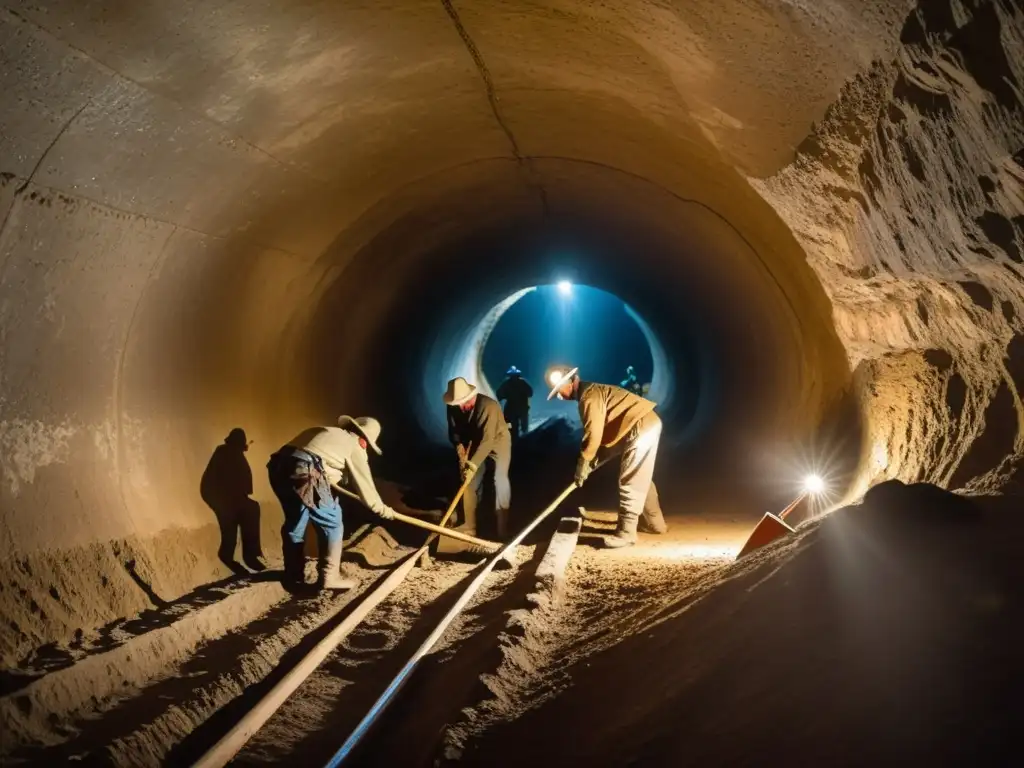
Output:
[287, 427, 394, 517]
[577, 381, 656, 461]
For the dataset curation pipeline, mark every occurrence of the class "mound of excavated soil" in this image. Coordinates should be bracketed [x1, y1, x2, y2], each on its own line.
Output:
[457, 481, 1024, 766]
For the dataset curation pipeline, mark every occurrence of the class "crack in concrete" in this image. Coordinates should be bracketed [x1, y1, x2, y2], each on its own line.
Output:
[440, 0, 549, 214]
[0, 97, 92, 279]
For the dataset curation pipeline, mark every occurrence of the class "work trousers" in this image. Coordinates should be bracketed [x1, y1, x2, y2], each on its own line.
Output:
[268, 448, 343, 552]
[506, 410, 529, 440]
[462, 433, 512, 531]
[618, 411, 663, 527]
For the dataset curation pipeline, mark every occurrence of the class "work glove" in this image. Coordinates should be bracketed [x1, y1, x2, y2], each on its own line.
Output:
[377, 506, 397, 521]
[461, 460, 478, 481]
[574, 456, 592, 488]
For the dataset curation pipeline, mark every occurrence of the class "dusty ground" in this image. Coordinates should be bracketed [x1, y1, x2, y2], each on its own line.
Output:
[4, 481, 1021, 766]
[228, 511, 745, 767]
[456, 482, 1024, 766]
[0, 504, 745, 766]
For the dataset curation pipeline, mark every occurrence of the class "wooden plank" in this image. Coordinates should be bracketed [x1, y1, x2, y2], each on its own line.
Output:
[534, 513, 582, 605]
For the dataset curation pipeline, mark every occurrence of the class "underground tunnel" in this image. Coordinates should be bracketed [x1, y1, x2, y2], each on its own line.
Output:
[1, 0, 1023, 765]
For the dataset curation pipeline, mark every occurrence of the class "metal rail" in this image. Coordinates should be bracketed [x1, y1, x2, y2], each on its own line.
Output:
[191, 473, 477, 768]
[324, 478, 585, 767]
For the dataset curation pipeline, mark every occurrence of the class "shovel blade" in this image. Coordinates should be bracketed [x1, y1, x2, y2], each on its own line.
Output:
[736, 512, 795, 560]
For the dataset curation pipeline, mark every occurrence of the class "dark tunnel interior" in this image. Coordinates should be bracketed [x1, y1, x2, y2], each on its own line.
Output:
[1, 1, 1023, 733]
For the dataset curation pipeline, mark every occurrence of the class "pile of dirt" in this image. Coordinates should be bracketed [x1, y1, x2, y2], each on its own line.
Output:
[455, 482, 1024, 765]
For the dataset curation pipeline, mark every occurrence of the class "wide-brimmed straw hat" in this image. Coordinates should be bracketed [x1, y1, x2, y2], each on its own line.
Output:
[547, 367, 579, 400]
[337, 415, 383, 455]
[443, 377, 478, 406]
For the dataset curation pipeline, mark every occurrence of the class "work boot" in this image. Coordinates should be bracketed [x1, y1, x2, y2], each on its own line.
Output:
[319, 538, 358, 591]
[638, 508, 668, 535]
[282, 539, 307, 585]
[495, 509, 510, 540]
[604, 514, 639, 549]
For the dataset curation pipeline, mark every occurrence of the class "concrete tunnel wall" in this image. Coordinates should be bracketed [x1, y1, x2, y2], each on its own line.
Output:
[1, 0, 1023, 666]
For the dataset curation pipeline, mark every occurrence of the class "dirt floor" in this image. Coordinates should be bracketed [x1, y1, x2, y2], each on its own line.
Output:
[454, 482, 1024, 766]
[0, 495, 745, 766]
[4, 479, 1019, 766]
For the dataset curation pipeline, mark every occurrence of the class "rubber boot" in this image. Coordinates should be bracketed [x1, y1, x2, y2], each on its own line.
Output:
[638, 507, 668, 534]
[282, 539, 307, 585]
[637, 483, 668, 534]
[495, 509, 510, 540]
[604, 514, 639, 549]
[320, 538, 357, 591]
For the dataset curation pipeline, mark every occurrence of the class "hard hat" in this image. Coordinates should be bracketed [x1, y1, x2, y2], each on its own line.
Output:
[337, 415, 383, 455]
[546, 367, 579, 400]
[506, 365, 521, 376]
[626, 365, 635, 375]
[443, 377, 478, 406]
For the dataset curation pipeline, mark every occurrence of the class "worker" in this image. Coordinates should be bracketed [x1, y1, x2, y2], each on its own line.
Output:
[267, 416, 395, 590]
[496, 365, 533, 440]
[443, 376, 512, 539]
[620, 365, 643, 395]
[548, 367, 668, 548]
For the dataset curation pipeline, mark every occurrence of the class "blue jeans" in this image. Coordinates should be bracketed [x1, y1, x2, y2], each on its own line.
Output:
[268, 448, 343, 551]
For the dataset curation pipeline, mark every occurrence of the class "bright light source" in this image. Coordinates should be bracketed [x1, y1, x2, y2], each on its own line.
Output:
[556, 280, 573, 296]
[547, 369, 565, 387]
[803, 473, 825, 494]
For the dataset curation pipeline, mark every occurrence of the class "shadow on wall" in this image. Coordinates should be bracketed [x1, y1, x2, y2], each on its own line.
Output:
[200, 429, 266, 574]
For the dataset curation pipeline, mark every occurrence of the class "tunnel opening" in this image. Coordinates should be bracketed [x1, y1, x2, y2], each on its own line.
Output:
[309, 197, 855, 524]
[479, 283, 673, 434]
[471, 282, 666, 431]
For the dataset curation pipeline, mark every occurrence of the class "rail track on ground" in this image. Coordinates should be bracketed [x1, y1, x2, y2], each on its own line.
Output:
[2, 484, 586, 768]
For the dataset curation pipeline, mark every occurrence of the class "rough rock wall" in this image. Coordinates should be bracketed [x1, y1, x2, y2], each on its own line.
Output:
[755, 0, 1024, 497]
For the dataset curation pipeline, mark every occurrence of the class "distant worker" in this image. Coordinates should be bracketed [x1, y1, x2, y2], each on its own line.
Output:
[496, 365, 533, 440]
[548, 367, 667, 548]
[620, 365, 643, 395]
[444, 377, 512, 538]
[267, 416, 395, 590]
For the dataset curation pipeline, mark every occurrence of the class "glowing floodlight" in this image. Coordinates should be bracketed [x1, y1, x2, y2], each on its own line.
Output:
[547, 369, 566, 387]
[803, 473, 825, 495]
[556, 280, 573, 296]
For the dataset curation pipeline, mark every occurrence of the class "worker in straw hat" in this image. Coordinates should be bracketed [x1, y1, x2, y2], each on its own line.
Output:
[268, 416, 396, 590]
[547, 367, 668, 548]
[443, 376, 512, 539]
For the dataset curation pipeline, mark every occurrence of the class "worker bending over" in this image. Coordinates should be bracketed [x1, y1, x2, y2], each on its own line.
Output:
[496, 365, 533, 440]
[548, 367, 668, 548]
[268, 416, 395, 590]
[444, 377, 512, 538]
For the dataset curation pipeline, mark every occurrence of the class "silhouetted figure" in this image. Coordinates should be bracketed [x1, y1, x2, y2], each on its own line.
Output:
[620, 365, 643, 395]
[201, 428, 266, 574]
[496, 365, 533, 440]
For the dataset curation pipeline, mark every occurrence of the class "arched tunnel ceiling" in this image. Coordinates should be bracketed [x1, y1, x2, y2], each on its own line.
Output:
[1, 0, 1024, 673]
[3, 0, 909, 251]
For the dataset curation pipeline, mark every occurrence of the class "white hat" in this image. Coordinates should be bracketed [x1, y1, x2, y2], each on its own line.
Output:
[443, 377, 478, 406]
[337, 415, 383, 455]
[547, 367, 579, 400]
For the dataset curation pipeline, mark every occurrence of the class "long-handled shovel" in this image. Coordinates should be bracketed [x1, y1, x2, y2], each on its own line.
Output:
[415, 468, 477, 567]
[330, 477, 501, 553]
[735, 492, 807, 559]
